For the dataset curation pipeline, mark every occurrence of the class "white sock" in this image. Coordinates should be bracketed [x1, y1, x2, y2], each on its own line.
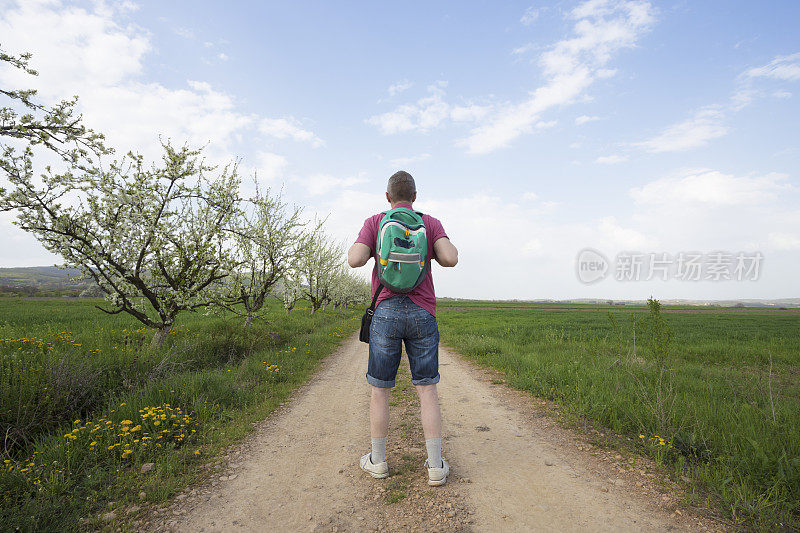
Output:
[426, 438, 442, 468]
[370, 437, 386, 464]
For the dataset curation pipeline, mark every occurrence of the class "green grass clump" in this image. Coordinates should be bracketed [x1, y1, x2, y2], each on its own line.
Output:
[438, 301, 800, 530]
[0, 297, 359, 531]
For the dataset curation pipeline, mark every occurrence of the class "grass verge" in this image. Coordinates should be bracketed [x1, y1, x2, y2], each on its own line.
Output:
[0, 297, 359, 531]
[437, 301, 799, 530]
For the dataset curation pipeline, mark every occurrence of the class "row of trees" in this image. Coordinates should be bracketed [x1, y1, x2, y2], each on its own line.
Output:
[0, 46, 369, 348]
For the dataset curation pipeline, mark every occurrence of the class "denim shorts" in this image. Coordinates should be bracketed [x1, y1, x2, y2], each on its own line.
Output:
[367, 295, 440, 388]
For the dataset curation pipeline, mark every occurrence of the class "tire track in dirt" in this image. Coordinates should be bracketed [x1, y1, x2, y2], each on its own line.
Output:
[148, 335, 723, 532]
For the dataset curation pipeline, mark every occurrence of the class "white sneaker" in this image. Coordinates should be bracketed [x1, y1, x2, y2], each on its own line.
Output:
[360, 453, 389, 478]
[425, 457, 449, 486]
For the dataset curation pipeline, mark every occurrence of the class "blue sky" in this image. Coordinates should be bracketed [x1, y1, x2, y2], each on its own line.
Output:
[1, 0, 799, 300]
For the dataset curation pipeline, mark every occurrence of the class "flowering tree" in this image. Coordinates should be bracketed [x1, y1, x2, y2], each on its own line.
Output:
[345, 273, 371, 308]
[1, 46, 109, 190]
[215, 184, 305, 327]
[280, 274, 302, 315]
[0, 142, 242, 348]
[329, 269, 370, 310]
[295, 229, 344, 314]
[1, 47, 244, 349]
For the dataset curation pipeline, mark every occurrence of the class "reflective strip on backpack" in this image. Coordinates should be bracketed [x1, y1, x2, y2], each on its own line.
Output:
[377, 221, 427, 258]
[387, 252, 421, 263]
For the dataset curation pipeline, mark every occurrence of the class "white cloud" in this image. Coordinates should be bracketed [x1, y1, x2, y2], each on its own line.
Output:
[173, 26, 194, 39]
[388, 79, 412, 97]
[634, 107, 727, 153]
[598, 216, 649, 249]
[633, 52, 800, 154]
[744, 52, 800, 81]
[366, 82, 451, 134]
[523, 192, 538, 201]
[217, 53, 229, 61]
[117, 1, 140, 13]
[313, 168, 798, 299]
[520, 6, 540, 25]
[252, 151, 288, 182]
[630, 169, 792, 206]
[621, 168, 800, 275]
[512, 43, 537, 56]
[768, 233, 800, 251]
[297, 174, 369, 196]
[0, 2, 150, 97]
[0, 0, 313, 267]
[595, 154, 628, 164]
[368, 82, 491, 134]
[522, 238, 544, 256]
[575, 114, 600, 124]
[0, 0, 272, 162]
[450, 103, 493, 122]
[258, 117, 324, 147]
[460, 0, 655, 154]
[389, 153, 431, 166]
[367, 1, 653, 152]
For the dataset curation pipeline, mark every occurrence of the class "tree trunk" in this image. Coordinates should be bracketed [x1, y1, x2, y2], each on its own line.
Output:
[244, 313, 253, 328]
[150, 324, 171, 350]
[322, 303, 327, 311]
[285, 308, 291, 315]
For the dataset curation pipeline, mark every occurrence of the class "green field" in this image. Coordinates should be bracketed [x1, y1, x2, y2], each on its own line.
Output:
[437, 300, 800, 530]
[0, 297, 359, 531]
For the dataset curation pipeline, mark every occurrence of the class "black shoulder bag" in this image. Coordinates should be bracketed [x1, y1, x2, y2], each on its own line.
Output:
[359, 284, 383, 343]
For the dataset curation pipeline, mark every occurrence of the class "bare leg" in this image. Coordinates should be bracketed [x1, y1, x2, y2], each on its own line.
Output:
[415, 384, 442, 439]
[370, 385, 390, 438]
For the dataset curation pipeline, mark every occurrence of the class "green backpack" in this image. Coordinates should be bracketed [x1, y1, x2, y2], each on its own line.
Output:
[376, 207, 429, 293]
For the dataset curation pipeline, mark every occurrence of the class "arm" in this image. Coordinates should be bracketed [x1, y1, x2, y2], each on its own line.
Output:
[433, 237, 458, 267]
[348, 242, 372, 268]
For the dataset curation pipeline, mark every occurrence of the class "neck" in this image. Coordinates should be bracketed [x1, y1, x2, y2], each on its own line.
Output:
[391, 201, 413, 209]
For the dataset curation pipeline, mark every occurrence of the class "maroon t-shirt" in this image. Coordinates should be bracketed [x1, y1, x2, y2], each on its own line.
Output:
[355, 202, 448, 316]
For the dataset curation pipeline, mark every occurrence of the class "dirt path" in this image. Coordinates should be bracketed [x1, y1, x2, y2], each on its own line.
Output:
[149, 335, 723, 532]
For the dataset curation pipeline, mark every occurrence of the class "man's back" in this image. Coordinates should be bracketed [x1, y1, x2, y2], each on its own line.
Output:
[355, 204, 448, 317]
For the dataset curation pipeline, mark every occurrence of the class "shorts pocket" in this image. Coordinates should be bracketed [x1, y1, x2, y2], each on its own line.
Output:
[370, 314, 397, 347]
[411, 310, 438, 340]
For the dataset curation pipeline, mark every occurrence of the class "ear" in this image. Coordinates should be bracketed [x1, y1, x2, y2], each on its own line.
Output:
[412, 191, 417, 203]
[386, 191, 392, 204]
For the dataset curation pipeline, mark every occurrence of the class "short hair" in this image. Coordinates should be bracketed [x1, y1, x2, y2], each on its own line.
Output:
[387, 171, 416, 202]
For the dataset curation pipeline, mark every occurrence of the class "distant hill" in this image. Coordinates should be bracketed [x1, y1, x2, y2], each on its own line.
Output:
[0, 266, 289, 298]
[0, 266, 98, 296]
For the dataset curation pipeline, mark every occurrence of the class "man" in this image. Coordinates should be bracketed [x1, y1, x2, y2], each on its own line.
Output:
[348, 171, 458, 486]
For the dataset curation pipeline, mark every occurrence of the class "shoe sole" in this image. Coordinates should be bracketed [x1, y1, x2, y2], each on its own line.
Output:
[361, 466, 389, 479]
[428, 476, 447, 486]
